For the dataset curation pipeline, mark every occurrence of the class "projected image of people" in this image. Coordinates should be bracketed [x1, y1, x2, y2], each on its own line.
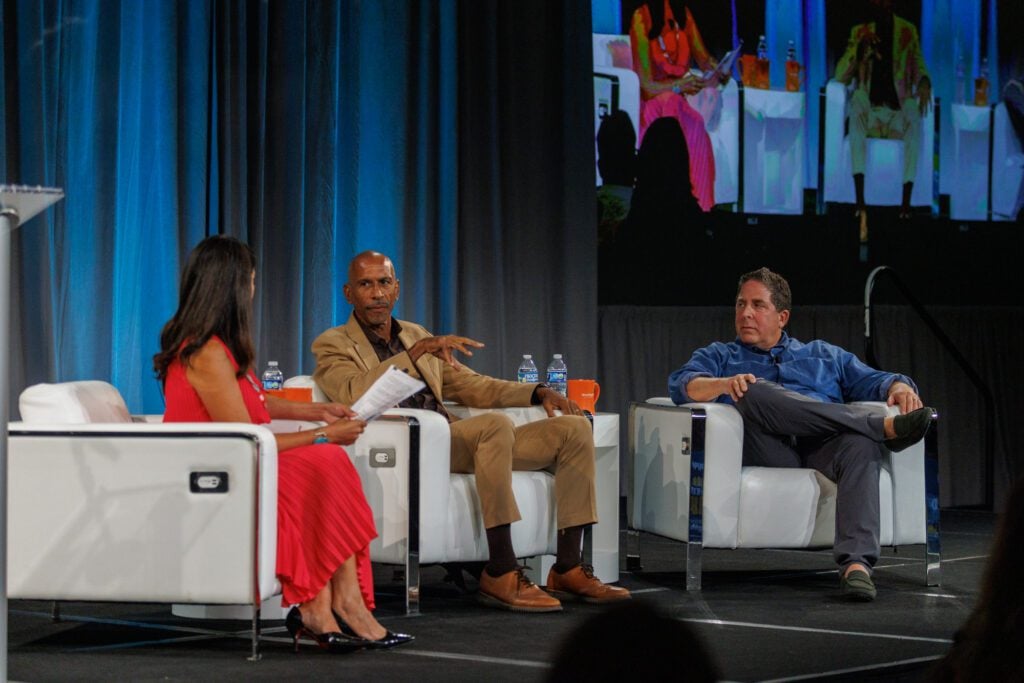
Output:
[628, 0, 726, 212]
[835, 0, 930, 237]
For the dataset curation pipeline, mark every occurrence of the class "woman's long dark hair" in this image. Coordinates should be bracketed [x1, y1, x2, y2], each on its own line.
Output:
[646, 0, 689, 40]
[627, 116, 698, 220]
[153, 235, 256, 383]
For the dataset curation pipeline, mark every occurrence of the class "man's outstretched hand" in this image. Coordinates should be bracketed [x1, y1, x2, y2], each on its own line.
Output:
[409, 335, 485, 369]
[536, 385, 584, 417]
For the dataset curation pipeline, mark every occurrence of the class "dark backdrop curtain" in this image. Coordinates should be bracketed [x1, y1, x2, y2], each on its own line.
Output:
[456, 1, 598, 381]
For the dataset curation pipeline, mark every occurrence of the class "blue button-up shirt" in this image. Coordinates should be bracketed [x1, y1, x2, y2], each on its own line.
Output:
[668, 332, 916, 406]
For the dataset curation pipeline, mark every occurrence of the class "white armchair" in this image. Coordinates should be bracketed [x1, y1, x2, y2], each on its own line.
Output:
[282, 376, 603, 611]
[821, 79, 935, 208]
[8, 381, 281, 660]
[7, 379, 446, 657]
[628, 398, 940, 590]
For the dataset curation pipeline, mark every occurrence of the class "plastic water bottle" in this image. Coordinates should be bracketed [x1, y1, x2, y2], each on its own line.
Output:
[517, 355, 539, 383]
[756, 35, 769, 89]
[785, 39, 800, 92]
[546, 354, 568, 396]
[261, 361, 284, 391]
[974, 57, 989, 106]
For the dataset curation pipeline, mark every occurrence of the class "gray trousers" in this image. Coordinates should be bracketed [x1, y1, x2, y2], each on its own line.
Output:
[734, 381, 886, 572]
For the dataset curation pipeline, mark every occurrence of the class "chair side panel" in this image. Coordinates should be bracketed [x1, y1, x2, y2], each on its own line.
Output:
[8, 433, 268, 604]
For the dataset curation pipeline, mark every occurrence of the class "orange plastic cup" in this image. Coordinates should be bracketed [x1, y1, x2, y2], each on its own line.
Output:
[785, 60, 802, 92]
[284, 386, 314, 403]
[567, 379, 601, 413]
[264, 388, 286, 399]
[739, 55, 758, 87]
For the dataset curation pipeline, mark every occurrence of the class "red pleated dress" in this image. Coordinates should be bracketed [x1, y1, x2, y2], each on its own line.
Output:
[162, 337, 378, 608]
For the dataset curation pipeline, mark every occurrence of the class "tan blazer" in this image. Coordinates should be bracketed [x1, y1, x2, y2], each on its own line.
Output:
[311, 314, 537, 414]
[835, 14, 929, 104]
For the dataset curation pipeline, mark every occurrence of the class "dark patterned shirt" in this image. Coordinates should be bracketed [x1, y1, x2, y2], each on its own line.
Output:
[357, 316, 447, 417]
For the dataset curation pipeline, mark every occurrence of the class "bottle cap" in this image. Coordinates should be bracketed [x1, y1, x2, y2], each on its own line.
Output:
[553, 354, 562, 359]
[523, 354, 532, 359]
[268, 361, 278, 366]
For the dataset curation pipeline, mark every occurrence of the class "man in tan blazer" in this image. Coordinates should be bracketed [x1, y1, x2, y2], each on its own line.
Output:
[312, 251, 630, 612]
[835, 0, 931, 234]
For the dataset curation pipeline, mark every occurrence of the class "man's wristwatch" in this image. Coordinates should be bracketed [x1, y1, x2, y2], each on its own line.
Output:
[313, 430, 329, 445]
[531, 383, 551, 405]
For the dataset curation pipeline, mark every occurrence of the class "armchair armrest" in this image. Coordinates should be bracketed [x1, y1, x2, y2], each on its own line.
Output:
[7, 421, 280, 604]
[346, 408, 452, 565]
[631, 399, 744, 547]
[444, 403, 549, 425]
[850, 401, 930, 545]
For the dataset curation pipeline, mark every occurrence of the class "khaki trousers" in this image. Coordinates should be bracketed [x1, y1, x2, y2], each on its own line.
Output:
[449, 413, 597, 530]
[848, 88, 922, 184]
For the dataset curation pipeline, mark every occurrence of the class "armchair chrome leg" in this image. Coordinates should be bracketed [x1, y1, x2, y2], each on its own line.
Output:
[247, 606, 262, 662]
[405, 554, 421, 616]
[924, 413, 941, 586]
[686, 542, 703, 591]
[685, 409, 707, 591]
[625, 528, 643, 572]
[405, 416, 421, 615]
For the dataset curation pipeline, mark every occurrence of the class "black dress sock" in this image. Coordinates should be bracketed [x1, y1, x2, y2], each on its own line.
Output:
[553, 525, 585, 574]
[483, 524, 518, 577]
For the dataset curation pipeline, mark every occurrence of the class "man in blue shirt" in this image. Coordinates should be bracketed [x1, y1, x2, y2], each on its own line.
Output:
[668, 267, 933, 601]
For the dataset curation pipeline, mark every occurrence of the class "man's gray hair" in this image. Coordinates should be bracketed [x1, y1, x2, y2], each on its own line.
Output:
[737, 267, 792, 312]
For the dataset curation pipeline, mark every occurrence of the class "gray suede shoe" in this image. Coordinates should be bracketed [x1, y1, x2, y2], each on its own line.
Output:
[840, 569, 877, 602]
[885, 407, 934, 453]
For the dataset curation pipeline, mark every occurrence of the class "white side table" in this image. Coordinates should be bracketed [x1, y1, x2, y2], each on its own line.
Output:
[743, 88, 805, 214]
[446, 405, 620, 584]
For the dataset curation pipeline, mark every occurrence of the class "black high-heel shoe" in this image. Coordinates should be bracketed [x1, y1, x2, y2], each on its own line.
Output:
[332, 610, 415, 649]
[285, 606, 363, 654]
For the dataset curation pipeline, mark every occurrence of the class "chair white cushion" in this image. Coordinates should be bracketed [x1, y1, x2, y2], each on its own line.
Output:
[736, 467, 835, 547]
[19, 381, 131, 424]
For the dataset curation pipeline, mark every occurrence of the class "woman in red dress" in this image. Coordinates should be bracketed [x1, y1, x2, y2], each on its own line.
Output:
[155, 235, 412, 653]
[629, 0, 721, 211]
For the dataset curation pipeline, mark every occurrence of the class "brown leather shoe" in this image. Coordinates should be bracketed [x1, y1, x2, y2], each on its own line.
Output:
[478, 566, 562, 613]
[546, 564, 631, 603]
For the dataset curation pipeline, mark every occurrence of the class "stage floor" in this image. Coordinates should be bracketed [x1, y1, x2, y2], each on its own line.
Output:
[8, 508, 991, 682]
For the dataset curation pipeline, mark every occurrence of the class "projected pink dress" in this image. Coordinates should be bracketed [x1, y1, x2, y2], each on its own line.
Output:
[162, 337, 378, 608]
[630, 1, 716, 211]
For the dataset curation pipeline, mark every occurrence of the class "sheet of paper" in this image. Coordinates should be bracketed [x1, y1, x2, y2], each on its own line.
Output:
[700, 41, 742, 86]
[350, 365, 427, 421]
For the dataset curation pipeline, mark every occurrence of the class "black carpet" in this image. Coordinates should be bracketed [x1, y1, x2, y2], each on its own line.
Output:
[7, 509, 992, 682]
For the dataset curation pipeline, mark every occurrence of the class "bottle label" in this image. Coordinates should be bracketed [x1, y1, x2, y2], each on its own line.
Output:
[518, 370, 539, 383]
[547, 371, 567, 384]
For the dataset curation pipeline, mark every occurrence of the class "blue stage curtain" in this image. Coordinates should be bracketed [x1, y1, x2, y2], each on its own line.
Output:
[3, 0, 458, 413]
[802, 0, 827, 191]
[591, 0, 622, 34]
[923, 0, 983, 196]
